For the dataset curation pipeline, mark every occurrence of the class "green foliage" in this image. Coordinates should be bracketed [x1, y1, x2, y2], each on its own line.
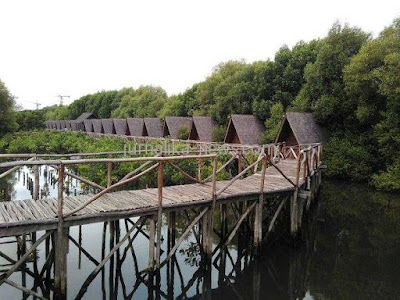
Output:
[15, 110, 46, 131]
[177, 125, 190, 140]
[212, 125, 226, 142]
[260, 102, 284, 144]
[0, 80, 17, 136]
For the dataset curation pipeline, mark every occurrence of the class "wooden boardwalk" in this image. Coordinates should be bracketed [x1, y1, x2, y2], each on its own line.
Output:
[0, 160, 301, 237]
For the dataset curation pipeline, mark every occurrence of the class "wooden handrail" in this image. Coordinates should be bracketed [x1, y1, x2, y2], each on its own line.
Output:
[0, 154, 218, 168]
[63, 163, 160, 218]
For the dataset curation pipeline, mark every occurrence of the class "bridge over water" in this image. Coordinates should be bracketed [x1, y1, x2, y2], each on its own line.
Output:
[0, 142, 322, 299]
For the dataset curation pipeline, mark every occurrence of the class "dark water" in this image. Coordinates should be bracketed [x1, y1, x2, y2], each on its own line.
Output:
[0, 169, 400, 299]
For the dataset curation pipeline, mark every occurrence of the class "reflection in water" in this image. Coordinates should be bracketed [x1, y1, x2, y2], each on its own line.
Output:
[0, 170, 400, 299]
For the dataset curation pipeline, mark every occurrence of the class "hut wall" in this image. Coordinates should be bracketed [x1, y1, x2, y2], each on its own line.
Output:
[101, 119, 116, 135]
[92, 120, 104, 134]
[83, 120, 94, 132]
[113, 119, 129, 135]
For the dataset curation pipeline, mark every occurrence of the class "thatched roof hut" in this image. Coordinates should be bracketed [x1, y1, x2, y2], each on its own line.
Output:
[65, 121, 72, 130]
[83, 119, 94, 132]
[59, 120, 66, 130]
[92, 119, 104, 134]
[189, 116, 217, 142]
[75, 112, 96, 122]
[143, 118, 163, 138]
[101, 119, 115, 134]
[55, 121, 61, 130]
[70, 121, 79, 131]
[163, 116, 193, 139]
[113, 119, 129, 136]
[127, 118, 145, 136]
[224, 115, 265, 145]
[275, 112, 328, 146]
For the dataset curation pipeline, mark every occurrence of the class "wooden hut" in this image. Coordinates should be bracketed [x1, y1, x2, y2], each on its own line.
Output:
[101, 119, 116, 135]
[224, 114, 265, 145]
[143, 118, 163, 138]
[59, 120, 66, 130]
[75, 112, 96, 122]
[127, 118, 145, 137]
[70, 121, 79, 131]
[92, 119, 104, 134]
[55, 121, 61, 130]
[65, 121, 72, 130]
[113, 119, 129, 136]
[275, 112, 327, 146]
[83, 119, 94, 133]
[163, 116, 193, 140]
[189, 116, 217, 142]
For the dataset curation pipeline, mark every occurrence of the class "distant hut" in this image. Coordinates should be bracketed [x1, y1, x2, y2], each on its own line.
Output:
[163, 116, 193, 140]
[113, 119, 129, 136]
[275, 112, 328, 146]
[70, 121, 79, 131]
[75, 112, 96, 122]
[127, 118, 145, 137]
[92, 119, 104, 134]
[65, 121, 72, 130]
[189, 116, 217, 142]
[83, 119, 94, 133]
[75, 112, 96, 132]
[143, 118, 163, 138]
[60, 120, 67, 130]
[55, 121, 61, 130]
[224, 114, 265, 145]
[101, 119, 116, 135]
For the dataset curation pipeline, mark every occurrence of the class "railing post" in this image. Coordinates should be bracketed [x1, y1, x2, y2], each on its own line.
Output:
[156, 161, 163, 268]
[197, 158, 202, 181]
[205, 156, 217, 256]
[254, 155, 267, 250]
[291, 152, 302, 238]
[107, 157, 113, 188]
[55, 163, 67, 299]
[33, 156, 39, 200]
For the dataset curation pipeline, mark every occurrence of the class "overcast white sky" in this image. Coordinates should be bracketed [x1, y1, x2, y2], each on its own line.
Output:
[0, 0, 399, 110]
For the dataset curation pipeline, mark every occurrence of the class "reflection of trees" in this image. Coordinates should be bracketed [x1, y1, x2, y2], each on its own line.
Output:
[0, 173, 17, 202]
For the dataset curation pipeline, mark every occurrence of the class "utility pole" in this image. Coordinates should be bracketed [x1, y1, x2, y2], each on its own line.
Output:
[56, 95, 70, 105]
[30, 101, 41, 110]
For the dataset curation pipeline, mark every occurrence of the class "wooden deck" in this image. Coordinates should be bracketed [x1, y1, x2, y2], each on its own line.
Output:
[0, 160, 302, 237]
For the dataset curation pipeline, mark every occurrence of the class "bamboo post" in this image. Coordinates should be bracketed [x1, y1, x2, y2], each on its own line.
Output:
[156, 162, 163, 268]
[254, 156, 267, 249]
[206, 156, 218, 256]
[55, 163, 67, 299]
[33, 157, 39, 200]
[107, 158, 113, 188]
[148, 216, 156, 269]
[197, 158, 202, 181]
[291, 153, 302, 237]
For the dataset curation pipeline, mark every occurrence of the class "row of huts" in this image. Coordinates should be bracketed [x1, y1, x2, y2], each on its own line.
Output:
[45, 112, 327, 145]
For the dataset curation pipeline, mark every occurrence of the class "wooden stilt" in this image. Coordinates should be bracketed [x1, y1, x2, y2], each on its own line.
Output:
[54, 163, 67, 300]
[33, 159, 39, 200]
[254, 156, 267, 250]
[155, 162, 163, 268]
[148, 216, 156, 269]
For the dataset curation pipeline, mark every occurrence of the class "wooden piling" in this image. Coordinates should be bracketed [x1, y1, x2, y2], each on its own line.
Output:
[54, 163, 67, 300]
[254, 156, 267, 250]
[155, 162, 163, 268]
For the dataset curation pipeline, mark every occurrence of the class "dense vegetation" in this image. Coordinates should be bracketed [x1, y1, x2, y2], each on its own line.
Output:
[1, 19, 399, 191]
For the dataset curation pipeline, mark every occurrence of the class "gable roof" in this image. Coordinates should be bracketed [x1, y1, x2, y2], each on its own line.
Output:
[55, 121, 61, 130]
[101, 119, 115, 134]
[127, 118, 145, 136]
[164, 116, 193, 139]
[83, 119, 94, 132]
[189, 116, 217, 142]
[75, 112, 96, 122]
[70, 121, 79, 131]
[224, 114, 265, 145]
[92, 119, 104, 134]
[276, 112, 328, 145]
[113, 119, 129, 135]
[143, 118, 163, 138]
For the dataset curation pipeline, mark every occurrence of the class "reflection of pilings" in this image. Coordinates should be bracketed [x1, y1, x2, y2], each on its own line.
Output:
[101, 222, 107, 300]
[109, 221, 115, 299]
[167, 211, 176, 299]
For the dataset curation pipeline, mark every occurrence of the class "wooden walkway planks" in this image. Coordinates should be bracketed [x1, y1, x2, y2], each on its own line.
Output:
[0, 160, 303, 235]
